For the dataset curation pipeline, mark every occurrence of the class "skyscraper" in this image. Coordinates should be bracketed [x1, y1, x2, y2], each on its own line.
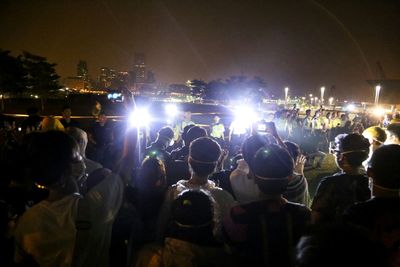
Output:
[99, 67, 111, 88]
[77, 60, 89, 81]
[133, 53, 146, 83]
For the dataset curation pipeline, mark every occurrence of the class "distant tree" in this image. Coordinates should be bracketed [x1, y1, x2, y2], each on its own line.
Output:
[21, 52, 61, 110]
[204, 79, 226, 101]
[188, 79, 207, 98]
[247, 76, 268, 103]
[0, 49, 27, 110]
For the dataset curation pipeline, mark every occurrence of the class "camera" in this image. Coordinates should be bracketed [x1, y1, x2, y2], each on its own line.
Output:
[329, 141, 338, 154]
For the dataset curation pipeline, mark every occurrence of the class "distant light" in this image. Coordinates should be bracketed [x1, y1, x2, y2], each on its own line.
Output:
[234, 106, 259, 123]
[345, 104, 356, 112]
[372, 107, 385, 117]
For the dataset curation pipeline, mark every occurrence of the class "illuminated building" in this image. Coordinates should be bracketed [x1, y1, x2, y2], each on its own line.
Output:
[133, 53, 146, 83]
[77, 60, 89, 81]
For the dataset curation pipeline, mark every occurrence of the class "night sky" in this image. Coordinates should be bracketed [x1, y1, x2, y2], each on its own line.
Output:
[0, 0, 399, 101]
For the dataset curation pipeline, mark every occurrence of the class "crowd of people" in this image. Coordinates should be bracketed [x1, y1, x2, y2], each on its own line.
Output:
[0, 103, 399, 267]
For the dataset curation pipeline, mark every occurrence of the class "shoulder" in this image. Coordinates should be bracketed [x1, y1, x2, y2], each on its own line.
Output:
[285, 202, 311, 215]
[317, 174, 345, 188]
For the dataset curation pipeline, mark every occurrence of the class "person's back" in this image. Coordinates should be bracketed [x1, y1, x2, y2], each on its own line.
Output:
[158, 137, 235, 241]
[14, 194, 79, 267]
[311, 133, 371, 224]
[224, 144, 311, 267]
[296, 223, 388, 267]
[344, 145, 400, 264]
[167, 126, 207, 184]
[136, 190, 230, 267]
[226, 200, 310, 267]
[312, 173, 370, 222]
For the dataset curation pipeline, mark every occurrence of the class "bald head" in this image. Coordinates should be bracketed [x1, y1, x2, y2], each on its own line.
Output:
[65, 127, 88, 156]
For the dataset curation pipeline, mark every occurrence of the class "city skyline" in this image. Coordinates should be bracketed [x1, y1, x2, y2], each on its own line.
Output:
[1, 0, 399, 101]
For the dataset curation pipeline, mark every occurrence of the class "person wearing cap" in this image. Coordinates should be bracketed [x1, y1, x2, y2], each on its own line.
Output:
[157, 137, 235, 241]
[311, 133, 371, 224]
[362, 126, 387, 170]
[145, 126, 175, 163]
[223, 144, 311, 267]
[135, 190, 230, 267]
[210, 115, 225, 141]
[344, 145, 400, 265]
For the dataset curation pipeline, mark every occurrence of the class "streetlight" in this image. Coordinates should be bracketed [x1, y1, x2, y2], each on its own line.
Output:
[320, 86, 325, 104]
[375, 85, 381, 106]
[329, 97, 334, 106]
[284, 87, 289, 103]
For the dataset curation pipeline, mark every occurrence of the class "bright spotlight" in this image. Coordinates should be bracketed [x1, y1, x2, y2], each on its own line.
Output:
[231, 106, 259, 133]
[128, 108, 151, 128]
[234, 106, 258, 123]
[372, 107, 385, 117]
[165, 104, 178, 118]
[345, 104, 356, 112]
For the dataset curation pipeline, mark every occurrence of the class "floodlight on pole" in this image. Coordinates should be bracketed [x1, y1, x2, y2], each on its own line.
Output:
[329, 97, 334, 106]
[284, 87, 289, 103]
[320, 87, 325, 104]
[374, 85, 381, 106]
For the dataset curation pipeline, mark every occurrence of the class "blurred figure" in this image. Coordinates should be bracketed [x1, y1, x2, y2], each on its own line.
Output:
[21, 107, 42, 133]
[135, 157, 168, 243]
[91, 100, 102, 119]
[87, 112, 113, 164]
[224, 144, 311, 267]
[40, 116, 65, 132]
[145, 126, 175, 163]
[66, 127, 102, 175]
[390, 113, 400, 124]
[173, 111, 195, 141]
[210, 115, 225, 141]
[302, 109, 312, 129]
[284, 141, 311, 206]
[385, 123, 400, 145]
[59, 105, 80, 129]
[362, 126, 386, 170]
[311, 133, 371, 224]
[13, 131, 124, 267]
[170, 126, 207, 161]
